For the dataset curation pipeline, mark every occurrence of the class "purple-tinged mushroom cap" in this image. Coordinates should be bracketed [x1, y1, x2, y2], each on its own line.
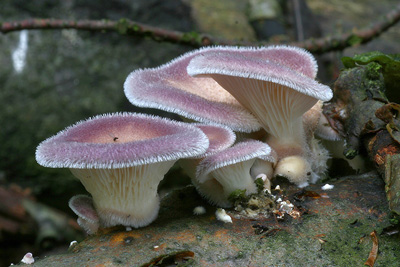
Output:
[195, 140, 275, 207]
[124, 48, 259, 132]
[36, 112, 208, 169]
[187, 46, 332, 187]
[68, 195, 99, 235]
[191, 123, 236, 158]
[179, 123, 236, 181]
[124, 45, 319, 133]
[36, 112, 209, 229]
[187, 48, 332, 144]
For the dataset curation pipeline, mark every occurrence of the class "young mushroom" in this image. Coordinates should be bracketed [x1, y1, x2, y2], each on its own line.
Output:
[68, 195, 99, 235]
[178, 123, 240, 206]
[196, 140, 276, 208]
[187, 46, 332, 186]
[36, 112, 209, 231]
[179, 123, 236, 179]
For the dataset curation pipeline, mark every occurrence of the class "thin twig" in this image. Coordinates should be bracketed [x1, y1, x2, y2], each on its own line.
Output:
[1, 4, 400, 54]
[292, 0, 304, 42]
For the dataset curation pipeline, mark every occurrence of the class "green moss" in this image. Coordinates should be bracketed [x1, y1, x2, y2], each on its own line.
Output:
[228, 189, 247, 203]
[181, 31, 201, 44]
[254, 177, 264, 192]
[132, 24, 140, 32]
[341, 51, 400, 102]
[116, 18, 129, 34]
[347, 35, 363, 46]
[365, 62, 382, 80]
[344, 148, 358, 159]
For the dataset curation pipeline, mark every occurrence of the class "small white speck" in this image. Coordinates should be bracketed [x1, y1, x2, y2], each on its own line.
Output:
[298, 182, 309, 188]
[275, 185, 281, 190]
[126, 226, 132, 231]
[264, 188, 271, 194]
[279, 201, 294, 213]
[153, 245, 159, 249]
[193, 206, 206, 215]
[215, 208, 232, 223]
[321, 184, 334, 190]
[21, 252, 34, 264]
[69, 240, 78, 248]
[276, 197, 282, 203]
[339, 109, 347, 118]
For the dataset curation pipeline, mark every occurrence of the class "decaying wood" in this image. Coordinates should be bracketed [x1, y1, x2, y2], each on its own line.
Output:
[17, 174, 400, 266]
[324, 62, 400, 215]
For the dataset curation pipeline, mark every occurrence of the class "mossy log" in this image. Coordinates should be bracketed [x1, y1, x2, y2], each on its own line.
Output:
[16, 174, 399, 266]
[324, 59, 400, 216]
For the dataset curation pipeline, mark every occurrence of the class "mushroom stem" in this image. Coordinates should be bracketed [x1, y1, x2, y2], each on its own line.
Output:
[210, 76, 316, 159]
[70, 161, 175, 228]
[209, 159, 258, 198]
[264, 118, 305, 158]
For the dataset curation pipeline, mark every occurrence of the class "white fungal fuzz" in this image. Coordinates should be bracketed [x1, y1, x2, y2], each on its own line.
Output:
[309, 138, 331, 183]
[126, 226, 133, 231]
[215, 208, 232, 223]
[69, 240, 78, 248]
[193, 206, 206, 215]
[321, 184, 334, 190]
[274, 155, 311, 187]
[21, 253, 34, 264]
[315, 114, 342, 141]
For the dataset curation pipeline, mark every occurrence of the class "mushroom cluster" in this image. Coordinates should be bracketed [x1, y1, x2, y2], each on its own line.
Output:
[124, 45, 332, 187]
[37, 45, 332, 234]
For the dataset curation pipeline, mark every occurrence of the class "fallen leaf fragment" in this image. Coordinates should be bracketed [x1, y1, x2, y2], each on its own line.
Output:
[364, 230, 378, 267]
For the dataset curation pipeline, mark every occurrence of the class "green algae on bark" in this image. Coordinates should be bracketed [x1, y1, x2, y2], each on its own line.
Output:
[341, 51, 400, 102]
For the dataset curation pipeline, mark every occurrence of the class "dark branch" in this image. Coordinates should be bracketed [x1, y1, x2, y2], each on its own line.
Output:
[1, 4, 400, 54]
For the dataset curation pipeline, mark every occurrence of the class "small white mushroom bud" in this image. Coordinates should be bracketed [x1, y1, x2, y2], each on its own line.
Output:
[21, 253, 34, 264]
[215, 208, 232, 223]
[321, 184, 334, 190]
[193, 206, 206, 215]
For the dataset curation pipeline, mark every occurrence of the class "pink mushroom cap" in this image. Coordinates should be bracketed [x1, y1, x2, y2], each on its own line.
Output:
[192, 123, 236, 158]
[36, 112, 209, 169]
[197, 140, 276, 182]
[124, 45, 320, 133]
[187, 49, 332, 102]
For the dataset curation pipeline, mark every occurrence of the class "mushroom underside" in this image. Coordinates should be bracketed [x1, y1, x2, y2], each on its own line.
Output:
[70, 160, 175, 228]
